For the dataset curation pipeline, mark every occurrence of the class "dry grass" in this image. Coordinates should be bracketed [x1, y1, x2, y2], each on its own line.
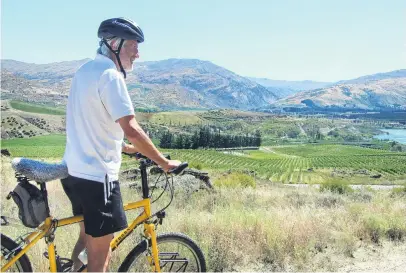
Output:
[1, 157, 405, 271]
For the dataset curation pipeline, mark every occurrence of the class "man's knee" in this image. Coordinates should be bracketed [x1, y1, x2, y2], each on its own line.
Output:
[86, 234, 113, 272]
[86, 233, 113, 251]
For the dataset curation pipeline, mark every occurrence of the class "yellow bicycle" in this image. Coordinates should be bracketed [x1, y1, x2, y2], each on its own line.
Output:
[1, 153, 206, 272]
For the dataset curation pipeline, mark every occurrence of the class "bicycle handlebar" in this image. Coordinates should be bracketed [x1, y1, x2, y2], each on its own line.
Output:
[122, 152, 188, 175]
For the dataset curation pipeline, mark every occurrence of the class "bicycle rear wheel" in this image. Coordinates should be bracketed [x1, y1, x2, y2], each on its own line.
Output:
[118, 232, 206, 272]
[1, 234, 33, 272]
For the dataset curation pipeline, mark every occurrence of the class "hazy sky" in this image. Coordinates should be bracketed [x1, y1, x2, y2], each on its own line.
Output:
[1, 0, 405, 81]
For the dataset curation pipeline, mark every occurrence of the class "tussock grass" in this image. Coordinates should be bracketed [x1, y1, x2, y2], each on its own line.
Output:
[1, 157, 405, 271]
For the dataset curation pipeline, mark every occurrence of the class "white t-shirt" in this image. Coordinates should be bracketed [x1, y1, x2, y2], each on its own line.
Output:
[63, 54, 134, 183]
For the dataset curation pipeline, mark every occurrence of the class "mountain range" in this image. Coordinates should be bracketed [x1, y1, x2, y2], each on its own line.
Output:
[248, 77, 332, 98]
[1, 58, 405, 112]
[271, 70, 406, 112]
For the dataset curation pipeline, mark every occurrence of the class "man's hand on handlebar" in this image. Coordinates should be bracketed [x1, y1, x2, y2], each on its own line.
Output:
[161, 159, 182, 173]
[122, 151, 186, 174]
[122, 142, 139, 154]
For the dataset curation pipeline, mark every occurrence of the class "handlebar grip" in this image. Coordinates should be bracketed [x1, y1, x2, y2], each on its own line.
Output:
[122, 152, 171, 160]
[122, 152, 132, 157]
[168, 162, 188, 175]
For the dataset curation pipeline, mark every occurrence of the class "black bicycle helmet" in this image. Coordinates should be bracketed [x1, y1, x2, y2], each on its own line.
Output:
[97, 18, 144, 78]
[98, 17, 144, 43]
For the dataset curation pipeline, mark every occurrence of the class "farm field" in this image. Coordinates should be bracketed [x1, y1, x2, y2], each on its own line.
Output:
[2, 135, 405, 185]
[9, 101, 66, 115]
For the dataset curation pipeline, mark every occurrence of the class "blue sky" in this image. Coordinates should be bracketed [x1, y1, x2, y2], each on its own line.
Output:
[1, 0, 405, 81]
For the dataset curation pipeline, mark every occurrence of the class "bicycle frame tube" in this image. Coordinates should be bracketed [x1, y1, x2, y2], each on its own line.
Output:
[1, 214, 83, 272]
[1, 229, 46, 272]
[110, 198, 151, 250]
[111, 198, 161, 271]
[47, 242, 57, 272]
[1, 218, 51, 272]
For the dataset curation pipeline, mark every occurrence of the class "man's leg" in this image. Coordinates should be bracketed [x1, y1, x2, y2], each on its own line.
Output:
[71, 222, 86, 271]
[86, 233, 114, 272]
[61, 177, 87, 270]
[78, 179, 127, 272]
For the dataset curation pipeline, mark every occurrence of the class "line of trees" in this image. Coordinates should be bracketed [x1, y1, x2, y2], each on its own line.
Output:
[160, 126, 261, 149]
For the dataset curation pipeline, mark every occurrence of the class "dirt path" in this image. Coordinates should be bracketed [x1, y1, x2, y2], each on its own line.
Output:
[298, 123, 307, 136]
[260, 146, 298, 158]
[338, 241, 406, 272]
[284, 183, 404, 190]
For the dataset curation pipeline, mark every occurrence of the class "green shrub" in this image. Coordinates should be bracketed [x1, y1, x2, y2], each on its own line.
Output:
[214, 172, 256, 188]
[390, 186, 406, 198]
[189, 162, 203, 170]
[319, 179, 353, 195]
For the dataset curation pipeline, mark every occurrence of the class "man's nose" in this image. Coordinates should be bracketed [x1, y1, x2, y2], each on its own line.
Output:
[135, 52, 140, 59]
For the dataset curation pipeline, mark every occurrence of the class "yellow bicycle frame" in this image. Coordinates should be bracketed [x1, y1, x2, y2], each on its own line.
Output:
[1, 198, 161, 272]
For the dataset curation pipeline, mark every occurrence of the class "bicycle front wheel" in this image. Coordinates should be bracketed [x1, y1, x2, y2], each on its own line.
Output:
[118, 232, 206, 272]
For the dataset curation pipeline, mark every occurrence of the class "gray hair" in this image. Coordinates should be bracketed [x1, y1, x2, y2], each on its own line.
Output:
[97, 37, 128, 57]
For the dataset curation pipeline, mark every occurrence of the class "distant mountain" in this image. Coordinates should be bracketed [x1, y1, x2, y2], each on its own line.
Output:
[271, 76, 406, 111]
[337, 69, 406, 85]
[248, 77, 332, 98]
[249, 77, 332, 90]
[1, 58, 278, 110]
[0, 69, 67, 106]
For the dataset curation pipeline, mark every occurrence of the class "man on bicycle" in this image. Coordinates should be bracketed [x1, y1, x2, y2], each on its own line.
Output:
[61, 17, 181, 272]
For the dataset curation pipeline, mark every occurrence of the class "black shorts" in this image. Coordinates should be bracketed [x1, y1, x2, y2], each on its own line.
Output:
[61, 175, 128, 237]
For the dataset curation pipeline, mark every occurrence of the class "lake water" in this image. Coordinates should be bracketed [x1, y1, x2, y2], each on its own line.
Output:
[373, 129, 406, 144]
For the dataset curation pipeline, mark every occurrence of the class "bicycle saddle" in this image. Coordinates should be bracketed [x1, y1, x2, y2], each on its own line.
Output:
[11, 158, 69, 184]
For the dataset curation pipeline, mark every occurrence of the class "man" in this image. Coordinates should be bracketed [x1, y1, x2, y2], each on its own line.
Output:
[61, 17, 181, 272]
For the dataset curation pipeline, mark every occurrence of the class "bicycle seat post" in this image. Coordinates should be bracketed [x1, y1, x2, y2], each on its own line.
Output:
[40, 183, 51, 217]
[139, 160, 149, 199]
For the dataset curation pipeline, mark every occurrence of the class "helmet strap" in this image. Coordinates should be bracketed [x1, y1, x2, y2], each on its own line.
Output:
[102, 39, 127, 79]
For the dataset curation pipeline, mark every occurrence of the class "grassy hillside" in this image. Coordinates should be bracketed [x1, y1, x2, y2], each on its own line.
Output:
[9, 101, 66, 115]
[150, 111, 205, 125]
[1, 100, 66, 140]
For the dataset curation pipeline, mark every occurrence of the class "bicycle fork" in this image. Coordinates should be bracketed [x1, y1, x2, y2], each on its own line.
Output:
[144, 223, 161, 272]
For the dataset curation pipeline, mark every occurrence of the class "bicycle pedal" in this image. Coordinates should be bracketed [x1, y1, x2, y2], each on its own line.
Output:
[58, 258, 73, 272]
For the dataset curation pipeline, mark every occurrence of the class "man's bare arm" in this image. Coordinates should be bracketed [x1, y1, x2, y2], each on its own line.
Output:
[118, 115, 180, 171]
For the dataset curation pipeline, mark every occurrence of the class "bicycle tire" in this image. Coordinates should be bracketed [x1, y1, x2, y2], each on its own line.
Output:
[1, 234, 33, 272]
[118, 232, 206, 272]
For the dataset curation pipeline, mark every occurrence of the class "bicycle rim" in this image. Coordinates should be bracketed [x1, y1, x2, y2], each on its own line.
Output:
[1, 246, 25, 272]
[125, 234, 205, 272]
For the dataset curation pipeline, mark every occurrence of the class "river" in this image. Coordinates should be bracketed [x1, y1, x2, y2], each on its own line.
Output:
[373, 129, 406, 144]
